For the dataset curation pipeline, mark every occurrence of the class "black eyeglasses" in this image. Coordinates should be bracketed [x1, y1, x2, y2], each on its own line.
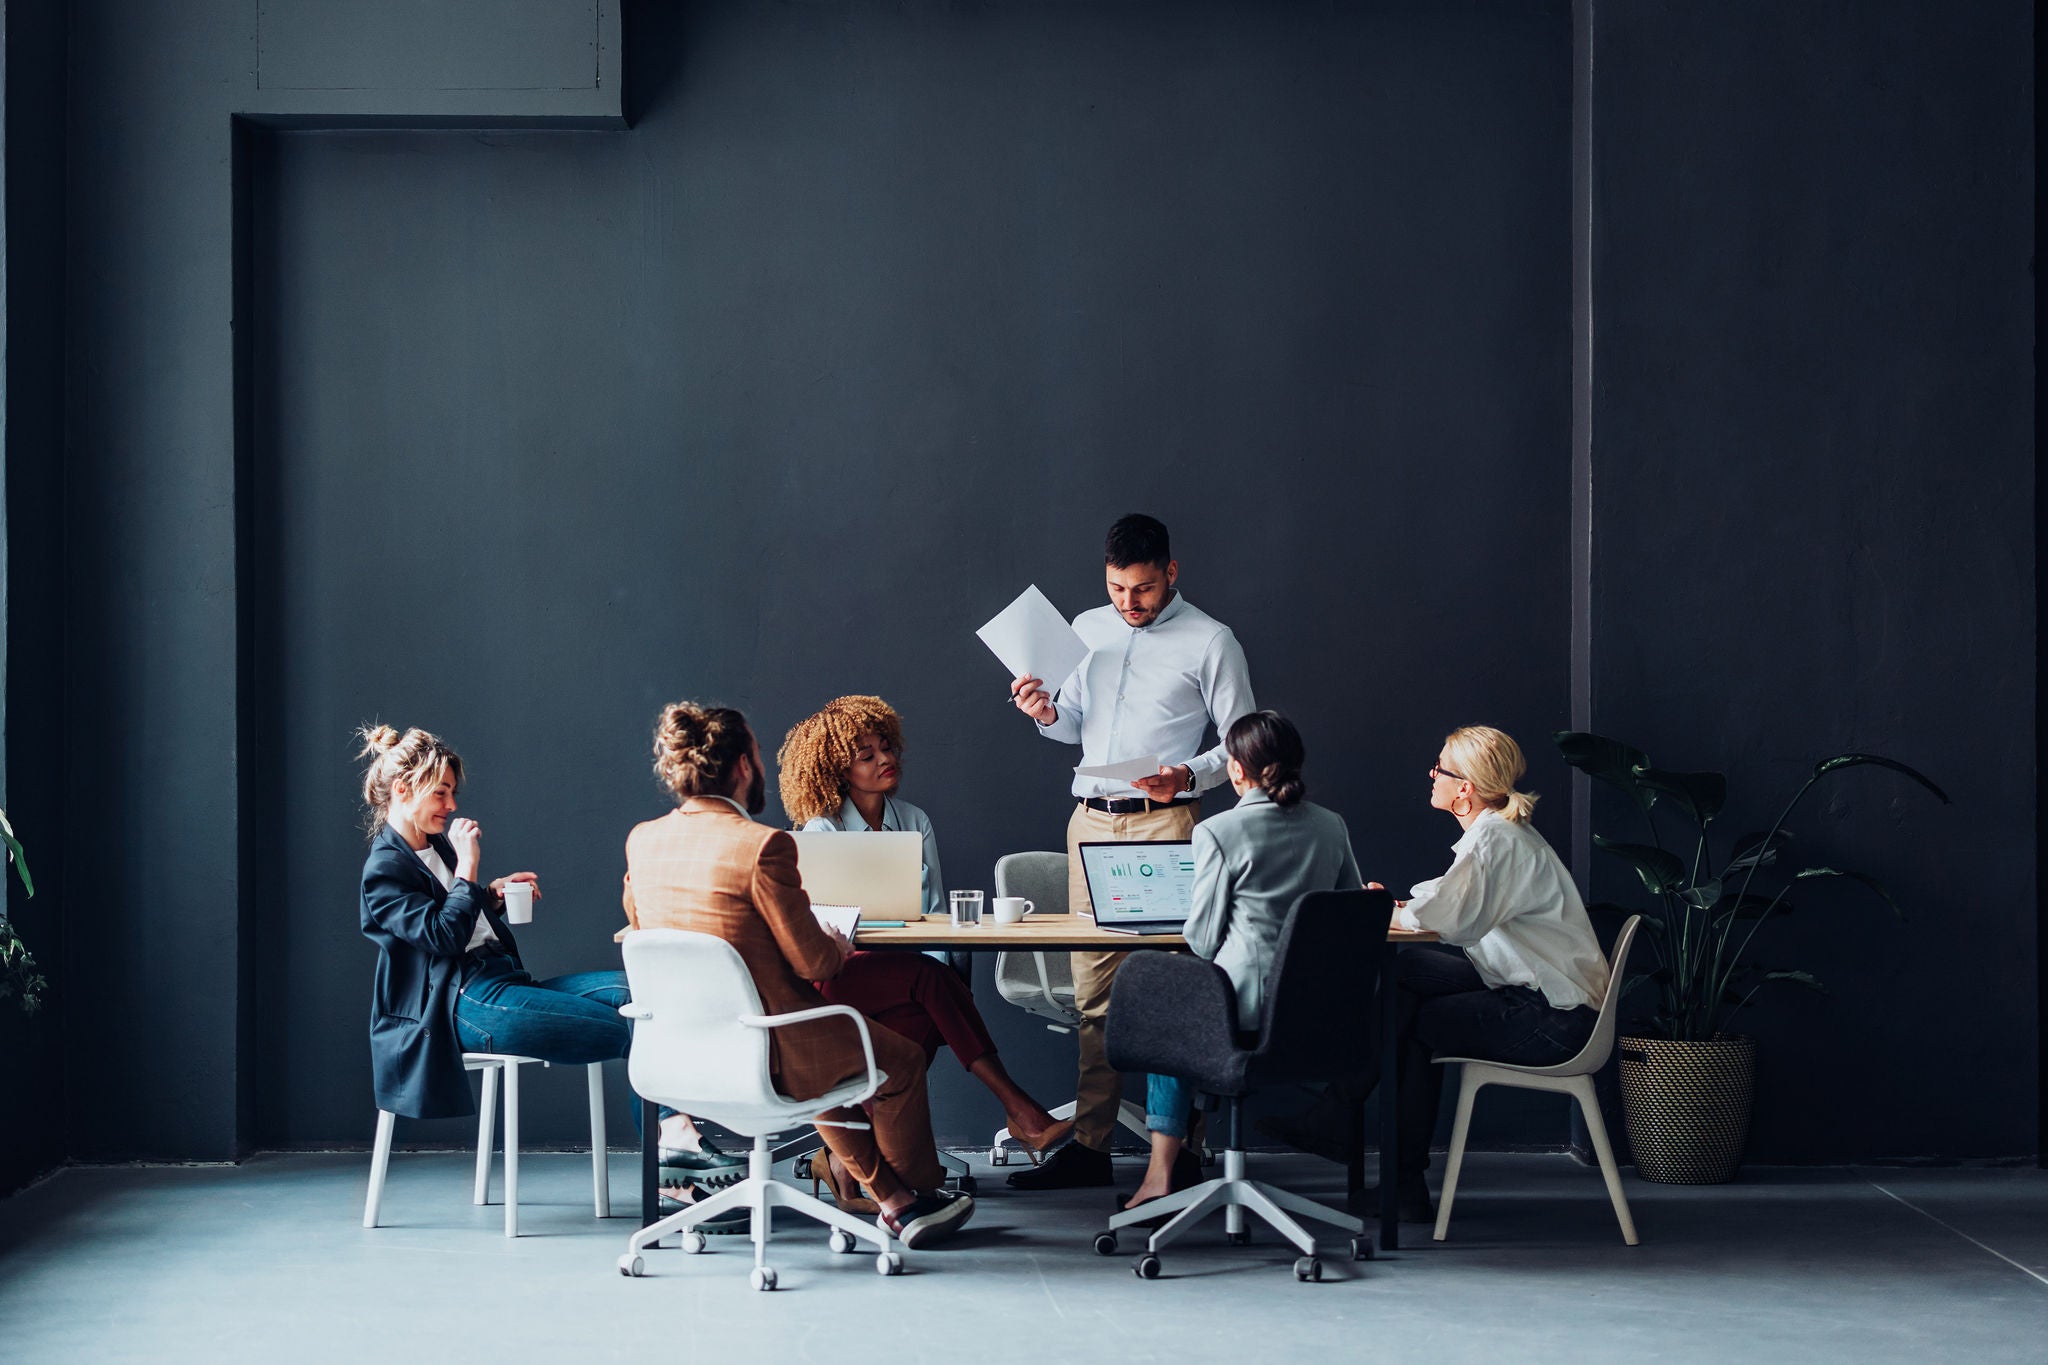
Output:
[1430, 764, 1466, 783]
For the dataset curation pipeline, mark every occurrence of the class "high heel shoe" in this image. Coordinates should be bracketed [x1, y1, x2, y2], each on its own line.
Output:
[800, 1147, 879, 1215]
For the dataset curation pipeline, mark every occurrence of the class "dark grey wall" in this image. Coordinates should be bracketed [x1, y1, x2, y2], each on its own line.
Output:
[248, 0, 1572, 1148]
[1, 0, 69, 1196]
[15, 0, 2037, 1171]
[1588, 2, 2035, 1160]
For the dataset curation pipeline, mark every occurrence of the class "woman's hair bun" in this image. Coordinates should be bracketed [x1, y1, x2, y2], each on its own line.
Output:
[354, 722, 401, 760]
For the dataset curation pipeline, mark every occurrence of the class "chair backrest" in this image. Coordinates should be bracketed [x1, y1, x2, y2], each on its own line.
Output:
[1548, 913, 1643, 1076]
[993, 852, 1068, 914]
[993, 852, 1077, 1011]
[619, 928, 784, 1112]
[1250, 887, 1396, 1086]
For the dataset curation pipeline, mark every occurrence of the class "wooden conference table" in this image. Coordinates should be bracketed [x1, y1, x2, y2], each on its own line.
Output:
[637, 913, 1437, 1252]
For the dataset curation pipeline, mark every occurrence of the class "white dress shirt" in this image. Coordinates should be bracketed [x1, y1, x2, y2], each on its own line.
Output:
[1037, 592, 1256, 799]
[800, 793, 945, 919]
[414, 841, 499, 955]
[1395, 810, 1610, 1010]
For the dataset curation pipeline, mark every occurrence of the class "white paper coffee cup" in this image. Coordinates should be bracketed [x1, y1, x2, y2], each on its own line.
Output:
[501, 881, 534, 924]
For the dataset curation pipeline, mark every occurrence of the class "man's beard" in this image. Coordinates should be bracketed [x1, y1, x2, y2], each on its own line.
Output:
[743, 765, 767, 815]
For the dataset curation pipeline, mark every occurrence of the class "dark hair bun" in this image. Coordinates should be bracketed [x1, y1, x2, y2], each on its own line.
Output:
[1225, 710, 1308, 807]
[653, 701, 752, 800]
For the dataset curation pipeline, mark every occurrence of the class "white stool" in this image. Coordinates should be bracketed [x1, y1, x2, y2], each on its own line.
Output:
[363, 1053, 611, 1237]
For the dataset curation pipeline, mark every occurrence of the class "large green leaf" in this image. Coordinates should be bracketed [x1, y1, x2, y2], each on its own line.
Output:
[1682, 878, 1723, 910]
[1812, 754, 1950, 805]
[1795, 867, 1907, 921]
[1592, 835, 1686, 896]
[1554, 732, 1656, 812]
[0, 809, 31, 900]
[1634, 767, 1728, 829]
[1724, 829, 1792, 876]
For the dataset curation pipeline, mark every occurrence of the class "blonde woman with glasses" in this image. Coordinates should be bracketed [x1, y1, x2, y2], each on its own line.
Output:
[1263, 725, 1610, 1223]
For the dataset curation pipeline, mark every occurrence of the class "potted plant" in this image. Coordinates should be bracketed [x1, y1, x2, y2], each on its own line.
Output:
[1555, 733, 1946, 1183]
[0, 809, 43, 1013]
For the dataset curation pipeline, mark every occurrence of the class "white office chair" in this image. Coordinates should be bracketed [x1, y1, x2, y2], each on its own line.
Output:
[1431, 915, 1644, 1246]
[615, 928, 905, 1289]
[362, 1053, 610, 1238]
[988, 851, 1153, 1165]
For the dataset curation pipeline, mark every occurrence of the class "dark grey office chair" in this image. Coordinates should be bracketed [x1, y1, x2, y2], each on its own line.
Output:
[1095, 887, 1395, 1282]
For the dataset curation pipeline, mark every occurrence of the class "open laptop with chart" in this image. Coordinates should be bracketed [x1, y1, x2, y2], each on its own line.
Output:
[789, 830, 925, 922]
[1078, 840, 1197, 936]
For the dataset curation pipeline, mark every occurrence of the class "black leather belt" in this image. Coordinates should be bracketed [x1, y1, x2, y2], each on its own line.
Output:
[1081, 796, 1194, 815]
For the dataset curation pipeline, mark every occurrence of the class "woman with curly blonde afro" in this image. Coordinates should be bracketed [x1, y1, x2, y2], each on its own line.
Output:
[775, 695, 1072, 1210]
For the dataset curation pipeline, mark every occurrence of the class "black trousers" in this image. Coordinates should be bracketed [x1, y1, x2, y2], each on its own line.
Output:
[1356, 944, 1597, 1178]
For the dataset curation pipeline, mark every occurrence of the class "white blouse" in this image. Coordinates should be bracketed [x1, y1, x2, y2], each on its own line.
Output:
[1395, 810, 1610, 1011]
[415, 841, 498, 955]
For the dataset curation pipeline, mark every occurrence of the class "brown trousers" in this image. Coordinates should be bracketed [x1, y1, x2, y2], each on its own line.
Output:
[805, 1023, 945, 1196]
[1067, 800, 1198, 1151]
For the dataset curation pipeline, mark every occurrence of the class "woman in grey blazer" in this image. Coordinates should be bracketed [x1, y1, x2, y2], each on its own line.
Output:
[1120, 710, 1362, 1215]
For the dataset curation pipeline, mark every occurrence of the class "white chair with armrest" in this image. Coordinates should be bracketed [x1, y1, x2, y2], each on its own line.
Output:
[614, 927, 905, 1289]
[988, 851, 1154, 1164]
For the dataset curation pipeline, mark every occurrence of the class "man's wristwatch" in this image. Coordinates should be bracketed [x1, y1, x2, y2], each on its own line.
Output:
[1182, 765, 1197, 793]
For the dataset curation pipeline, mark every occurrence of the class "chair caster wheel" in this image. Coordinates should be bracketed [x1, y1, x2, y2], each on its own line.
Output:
[828, 1230, 855, 1254]
[876, 1251, 904, 1276]
[679, 1232, 707, 1255]
[749, 1266, 778, 1292]
[617, 1254, 644, 1277]
[1092, 1231, 1118, 1256]
[989, 1147, 1009, 1166]
[1226, 1230, 1250, 1246]
[955, 1175, 979, 1196]
[1351, 1236, 1373, 1261]
[1293, 1256, 1322, 1282]
[1135, 1253, 1162, 1280]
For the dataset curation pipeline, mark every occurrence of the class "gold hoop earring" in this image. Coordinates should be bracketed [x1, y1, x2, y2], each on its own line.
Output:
[1452, 795, 1473, 818]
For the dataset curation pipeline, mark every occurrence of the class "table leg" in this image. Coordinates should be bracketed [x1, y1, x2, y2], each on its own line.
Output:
[641, 1098, 659, 1228]
[1380, 937, 1400, 1251]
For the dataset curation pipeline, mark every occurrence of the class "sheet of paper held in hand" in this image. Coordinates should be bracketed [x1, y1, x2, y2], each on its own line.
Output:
[811, 904, 861, 943]
[976, 585, 1088, 689]
[1074, 754, 1163, 782]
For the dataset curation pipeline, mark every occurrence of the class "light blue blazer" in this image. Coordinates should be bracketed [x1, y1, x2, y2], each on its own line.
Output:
[1184, 788, 1362, 1027]
[799, 794, 944, 919]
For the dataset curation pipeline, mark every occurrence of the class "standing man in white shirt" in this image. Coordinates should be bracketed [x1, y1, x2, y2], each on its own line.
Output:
[1004, 514, 1256, 1190]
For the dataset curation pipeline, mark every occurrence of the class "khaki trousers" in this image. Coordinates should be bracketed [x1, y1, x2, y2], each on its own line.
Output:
[1066, 800, 1198, 1152]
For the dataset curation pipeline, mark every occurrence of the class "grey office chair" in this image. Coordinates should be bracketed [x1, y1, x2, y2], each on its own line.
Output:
[1096, 888, 1395, 1282]
[989, 850, 1153, 1164]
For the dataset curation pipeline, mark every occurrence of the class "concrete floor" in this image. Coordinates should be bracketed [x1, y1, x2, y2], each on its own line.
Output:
[0, 1150, 2042, 1364]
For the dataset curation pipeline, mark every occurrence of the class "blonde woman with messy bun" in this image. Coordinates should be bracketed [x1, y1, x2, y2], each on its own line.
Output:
[355, 725, 654, 1130]
[1263, 725, 1610, 1224]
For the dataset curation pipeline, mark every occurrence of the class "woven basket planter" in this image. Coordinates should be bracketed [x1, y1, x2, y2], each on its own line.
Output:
[1617, 1034, 1756, 1184]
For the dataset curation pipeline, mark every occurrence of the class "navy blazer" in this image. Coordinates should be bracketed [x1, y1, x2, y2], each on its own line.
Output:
[359, 823, 522, 1120]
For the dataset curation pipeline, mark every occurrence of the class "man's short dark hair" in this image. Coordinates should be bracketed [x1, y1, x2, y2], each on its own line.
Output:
[1105, 514, 1171, 569]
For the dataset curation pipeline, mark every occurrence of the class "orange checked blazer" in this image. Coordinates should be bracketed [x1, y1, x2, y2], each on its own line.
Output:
[622, 797, 858, 1101]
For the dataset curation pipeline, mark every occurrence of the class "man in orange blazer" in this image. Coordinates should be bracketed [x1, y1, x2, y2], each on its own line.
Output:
[622, 700, 976, 1248]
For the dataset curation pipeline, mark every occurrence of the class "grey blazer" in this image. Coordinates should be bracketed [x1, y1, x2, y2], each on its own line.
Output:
[1184, 789, 1362, 1027]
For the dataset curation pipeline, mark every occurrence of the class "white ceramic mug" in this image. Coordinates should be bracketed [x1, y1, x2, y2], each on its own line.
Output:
[993, 896, 1033, 925]
[500, 881, 534, 924]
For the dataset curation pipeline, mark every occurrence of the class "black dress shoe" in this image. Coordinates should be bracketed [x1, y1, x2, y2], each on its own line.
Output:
[1006, 1140, 1113, 1190]
[1353, 1177, 1434, 1223]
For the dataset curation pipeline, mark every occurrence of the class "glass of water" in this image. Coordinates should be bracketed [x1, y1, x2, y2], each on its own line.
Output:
[949, 890, 985, 927]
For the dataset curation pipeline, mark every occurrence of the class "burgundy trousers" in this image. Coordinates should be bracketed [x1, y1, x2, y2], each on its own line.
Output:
[818, 950, 998, 1070]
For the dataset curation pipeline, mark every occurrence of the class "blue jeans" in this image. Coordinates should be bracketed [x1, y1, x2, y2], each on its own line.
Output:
[1146, 1073, 1195, 1139]
[454, 958, 633, 1062]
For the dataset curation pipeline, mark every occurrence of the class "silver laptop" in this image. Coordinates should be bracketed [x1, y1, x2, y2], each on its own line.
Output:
[1078, 840, 1197, 936]
[789, 830, 924, 921]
